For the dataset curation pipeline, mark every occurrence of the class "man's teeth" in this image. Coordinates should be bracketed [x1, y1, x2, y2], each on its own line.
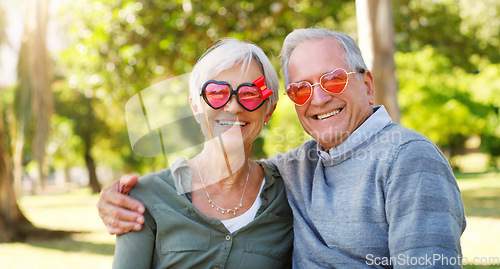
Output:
[317, 109, 340, 120]
[218, 120, 247, 127]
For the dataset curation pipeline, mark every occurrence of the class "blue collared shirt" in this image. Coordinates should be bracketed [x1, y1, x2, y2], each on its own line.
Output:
[317, 105, 393, 160]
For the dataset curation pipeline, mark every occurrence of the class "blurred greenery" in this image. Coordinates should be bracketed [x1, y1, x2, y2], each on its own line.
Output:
[49, 0, 358, 173]
[396, 46, 499, 161]
[393, 0, 500, 72]
[0, 0, 498, 196]
[48, 0, 500, 176]
[0, 0, 496, 181]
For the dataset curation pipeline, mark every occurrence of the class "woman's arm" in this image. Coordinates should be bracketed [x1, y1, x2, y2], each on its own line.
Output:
[112, 208, 156, 269]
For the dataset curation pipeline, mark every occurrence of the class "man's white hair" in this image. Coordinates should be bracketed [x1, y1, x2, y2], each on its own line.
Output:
[280, 28, 368, 86]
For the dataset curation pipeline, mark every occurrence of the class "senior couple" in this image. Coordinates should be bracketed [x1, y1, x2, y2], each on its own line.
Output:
[99, 27, 466, 268]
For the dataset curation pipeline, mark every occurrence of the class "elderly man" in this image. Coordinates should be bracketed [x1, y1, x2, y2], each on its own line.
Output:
[98, 28, 466, 268]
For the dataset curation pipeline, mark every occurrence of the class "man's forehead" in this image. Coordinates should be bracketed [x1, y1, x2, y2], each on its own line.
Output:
[288, 39, 347, 81]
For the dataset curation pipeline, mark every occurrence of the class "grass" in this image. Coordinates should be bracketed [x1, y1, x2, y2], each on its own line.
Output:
[456, 172, 500, 268]
[0, 188, 115, 269]
[0, 172, 499, 268]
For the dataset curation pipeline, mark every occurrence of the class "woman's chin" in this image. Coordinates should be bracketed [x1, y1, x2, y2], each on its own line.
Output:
[220, 137, 247, 152]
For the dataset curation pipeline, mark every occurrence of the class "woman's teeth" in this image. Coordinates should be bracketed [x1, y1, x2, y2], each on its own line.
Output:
[218, 120, 247, 127]
[317, 109, 340, 120]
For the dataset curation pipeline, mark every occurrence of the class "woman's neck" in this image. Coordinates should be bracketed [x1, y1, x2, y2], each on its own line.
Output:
[192, 141, 251, 188]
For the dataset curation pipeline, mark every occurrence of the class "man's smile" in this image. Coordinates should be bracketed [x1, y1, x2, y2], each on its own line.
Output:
[314, 108, 342, 120]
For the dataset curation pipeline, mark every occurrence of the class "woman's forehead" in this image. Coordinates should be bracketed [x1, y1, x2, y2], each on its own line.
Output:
[211, 61, 263, 85]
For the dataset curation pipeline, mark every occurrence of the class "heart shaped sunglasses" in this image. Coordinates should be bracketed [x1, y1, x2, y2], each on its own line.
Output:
[201, 76, 272, 112]
[285, 68, 365, 106]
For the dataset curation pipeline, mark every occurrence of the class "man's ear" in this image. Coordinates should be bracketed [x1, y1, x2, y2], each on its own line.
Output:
[363, 70, 375, 105]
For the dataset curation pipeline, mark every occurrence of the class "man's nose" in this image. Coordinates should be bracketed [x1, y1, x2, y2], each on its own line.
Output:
[309, 83, 332, 107]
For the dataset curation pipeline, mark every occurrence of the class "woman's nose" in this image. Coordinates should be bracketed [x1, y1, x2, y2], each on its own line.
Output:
[224, 96, 244, 113]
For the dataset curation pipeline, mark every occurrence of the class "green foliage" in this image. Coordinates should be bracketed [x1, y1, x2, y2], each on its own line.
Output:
[48, 0, 499, 173]
[393, 0, 500, 72]
[0, 86, 15, 155]
[396, 46, 499, 158]
[54, 0, 355, 171]
[394, 0, 500, 166]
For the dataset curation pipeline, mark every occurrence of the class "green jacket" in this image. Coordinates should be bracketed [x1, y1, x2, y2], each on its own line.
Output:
[113, 158, 293, 269]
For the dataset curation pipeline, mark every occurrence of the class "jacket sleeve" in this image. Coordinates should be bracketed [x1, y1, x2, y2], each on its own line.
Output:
[112, 205, 156, 268]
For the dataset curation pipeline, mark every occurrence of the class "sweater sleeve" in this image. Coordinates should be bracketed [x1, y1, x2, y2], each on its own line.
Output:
[385, 139, 466, 268]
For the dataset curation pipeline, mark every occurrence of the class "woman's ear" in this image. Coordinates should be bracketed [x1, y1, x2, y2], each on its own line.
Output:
[190, 96, 202, 123]
[189, 96, 196, 112]
[264, 103, 277, 124]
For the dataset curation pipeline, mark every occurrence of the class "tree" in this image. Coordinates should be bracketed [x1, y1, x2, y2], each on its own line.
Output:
[53, 89, 105, 193]
[356, 0, 400, 122]
[396, 46, 499, 161]
[0, 2, 31, 243]
[13, 0, 53, 194]
[393, 0, 500, 72]
[392, 0, 500, 167]
[0, 102, 31, 242]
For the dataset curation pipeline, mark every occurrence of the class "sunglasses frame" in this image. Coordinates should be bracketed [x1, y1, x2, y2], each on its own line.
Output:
[201, 80, 267, 112]
[285, 68, 364, 106]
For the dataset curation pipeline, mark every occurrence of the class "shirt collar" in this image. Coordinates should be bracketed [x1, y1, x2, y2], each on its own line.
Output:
[317, 105, 392, 160]
[170, 158, 278, 195]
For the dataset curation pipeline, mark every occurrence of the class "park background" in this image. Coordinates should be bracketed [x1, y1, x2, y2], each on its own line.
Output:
[0, 0, 499, 268]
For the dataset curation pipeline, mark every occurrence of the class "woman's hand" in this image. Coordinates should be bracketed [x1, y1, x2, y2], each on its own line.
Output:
[97, 174, 145, 235]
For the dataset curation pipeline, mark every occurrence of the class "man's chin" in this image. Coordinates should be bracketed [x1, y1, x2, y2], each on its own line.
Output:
[312, 132, 349, 149]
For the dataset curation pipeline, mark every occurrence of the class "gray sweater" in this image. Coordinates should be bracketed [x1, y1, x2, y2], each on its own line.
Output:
[267, 108, 466, 268]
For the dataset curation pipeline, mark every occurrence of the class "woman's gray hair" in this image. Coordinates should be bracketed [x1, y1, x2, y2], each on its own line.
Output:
[189, 38, 279, 111]
[279, 28, 368, 86]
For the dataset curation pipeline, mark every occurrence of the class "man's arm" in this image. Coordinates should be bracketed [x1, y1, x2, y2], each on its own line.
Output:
[386, 140, 466, 267]
[97, 174, 146, 235]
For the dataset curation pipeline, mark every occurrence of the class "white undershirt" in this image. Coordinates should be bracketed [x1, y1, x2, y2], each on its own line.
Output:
[221, 178, 266, 233]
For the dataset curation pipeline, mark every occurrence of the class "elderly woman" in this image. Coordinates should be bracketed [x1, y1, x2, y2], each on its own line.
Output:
[112, 38, 293, 269]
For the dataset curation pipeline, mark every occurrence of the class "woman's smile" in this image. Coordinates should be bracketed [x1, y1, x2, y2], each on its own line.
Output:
[216, 119, 248, 127]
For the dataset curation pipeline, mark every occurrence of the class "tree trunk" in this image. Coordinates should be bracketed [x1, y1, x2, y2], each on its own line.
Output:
[85, 149, 101, 193]
[65, 165, 72, 183]
[38, 161, 47, 190]
[14, 0, 53, 195]
[30, 0, 52, 191]
[12, 124, 24, 197]
[356, 0, 401, 123]
[0, 104, 31, 242]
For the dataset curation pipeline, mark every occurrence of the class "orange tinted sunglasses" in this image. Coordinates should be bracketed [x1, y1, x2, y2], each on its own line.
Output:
[285, 68, 364, 106]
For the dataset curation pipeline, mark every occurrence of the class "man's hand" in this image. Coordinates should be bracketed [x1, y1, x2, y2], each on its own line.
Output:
[97, 174, 145, 235]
